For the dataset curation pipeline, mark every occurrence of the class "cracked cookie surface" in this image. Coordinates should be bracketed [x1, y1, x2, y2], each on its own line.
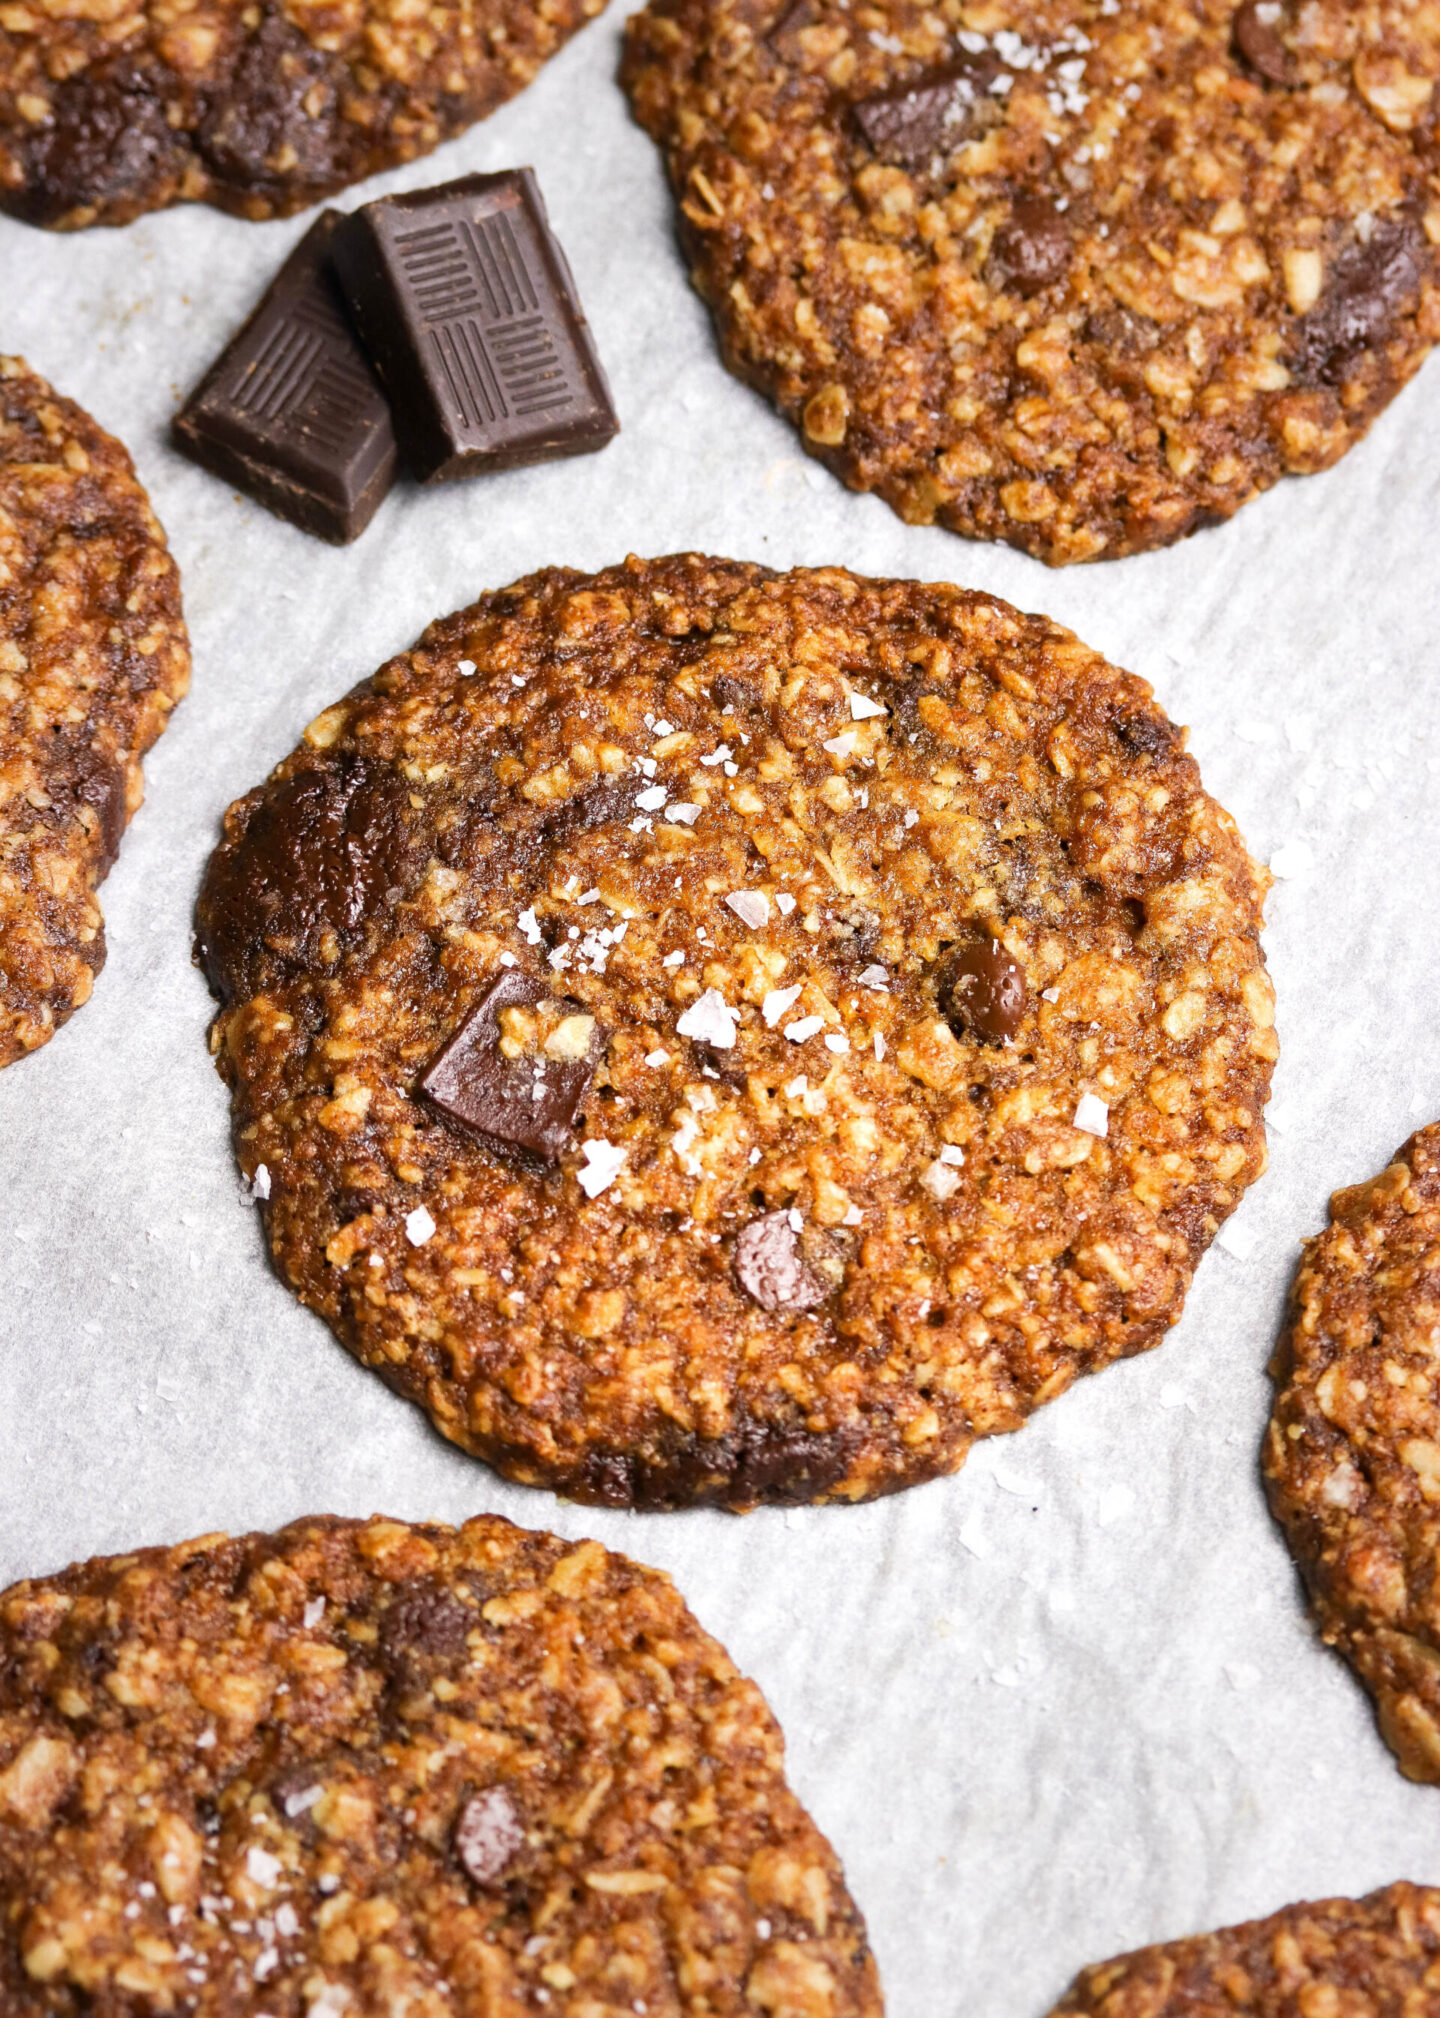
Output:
[197, 553, 1275, 1510]
[0, 0, 608, 228]
[0, 1512, 882, 2017]
[0, 355, 189, 1068]
[1049, 1883, 1440, 2018]
[1266, 1120, 1440, 1784]
[621, 0, 1440, 564]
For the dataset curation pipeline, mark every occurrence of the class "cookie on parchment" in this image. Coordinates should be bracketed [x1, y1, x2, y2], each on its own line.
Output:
[0, 0, 607, 229]
[621, 0, 1440, 565]
[1266, 1122, 1440, 1784]
[1049, 1883, 1440, 2018]
[197, 554, 1275, 1510]
[0, 356, 188, 1069]
[0, 1513, 881, 2017]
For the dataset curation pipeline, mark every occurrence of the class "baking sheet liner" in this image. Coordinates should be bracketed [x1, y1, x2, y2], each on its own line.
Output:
[5, 15, 1440, 2011]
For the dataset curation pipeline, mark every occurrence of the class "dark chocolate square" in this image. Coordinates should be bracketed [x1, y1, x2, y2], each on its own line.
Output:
[419, 969, 601, 1162]
[331, 170, 620, 484]
[172, 211, 398, 545]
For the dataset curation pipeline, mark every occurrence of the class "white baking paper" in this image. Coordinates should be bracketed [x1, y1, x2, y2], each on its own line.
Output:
[4, 15, 1440, 2012]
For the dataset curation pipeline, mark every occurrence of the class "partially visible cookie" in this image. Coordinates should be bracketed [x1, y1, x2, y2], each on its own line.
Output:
[1266, 1122, 1440, 1784]
[1050, 1884, 1440, 2018]
[0, 356, 189, 1069]
[197, 553, 1275, 1510]
[0, 1513, 882, 2018]
[621, 0, 1440, 564]
[0, 0, 608, 229]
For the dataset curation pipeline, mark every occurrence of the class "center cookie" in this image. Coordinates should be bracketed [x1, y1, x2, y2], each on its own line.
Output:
[197, 555, 1276, 1509]
[622, 0, 1440, 564]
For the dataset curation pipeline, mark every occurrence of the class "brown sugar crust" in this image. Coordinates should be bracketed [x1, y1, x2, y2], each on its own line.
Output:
[1049, 1883, 1440, 2018]
[196, 553, 1276, 1510]
[0, 1512, 882, 2017]
[1266, 1121, 1440, 1785]
[0, 356, 189, 1069]
[0, 0, 607, 229]
[620, 0, 1440, 565]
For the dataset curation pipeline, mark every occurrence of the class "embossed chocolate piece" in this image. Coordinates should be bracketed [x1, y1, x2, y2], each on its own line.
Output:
[852, 55, 999, 167]
[332, 170, 619, 483]
[420, 969, 601, 1160]
[173, 212, 397, 544]
[990, 195, 1071, 296]
[454, 1787, 525, 1886]
[734, 1211, 826, 1313]
[941, 939, 1027, 1045]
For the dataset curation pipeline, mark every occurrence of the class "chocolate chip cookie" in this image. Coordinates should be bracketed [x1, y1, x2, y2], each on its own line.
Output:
[0, 1512, 882, 2017]
[621, 0, 1440, 565]
[1266, 1122, 1440, 1784]
[1049, 1884, 1440, 2018]
[0, 356, 189, 1069]
[0, 0, 608, 228]
[197, 554, 1275, 1509]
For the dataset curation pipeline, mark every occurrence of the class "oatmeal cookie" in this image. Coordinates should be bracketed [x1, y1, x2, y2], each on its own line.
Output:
[0, 356, 189, 1069]
[196, 554, 1275, 1510]
[0, 0, 607, 229]
[1266, 1121, 1440, 1784]
[1049, 1883, 1440, 2018]
[621, 0, 1440, 565]
[0, 1512, 882, 2017]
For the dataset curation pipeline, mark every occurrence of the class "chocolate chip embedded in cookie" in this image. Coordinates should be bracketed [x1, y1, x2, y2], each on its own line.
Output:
[0, 1514, 883, 2018]
[621, 0, 1440, 564]
[0, 356, 189, 1069]
[1049, 1884, 1440, 2018]
[1266, 1122, 1440, 1783]
[196, 554, 1276, 1510]
[0, 0, 611, 228]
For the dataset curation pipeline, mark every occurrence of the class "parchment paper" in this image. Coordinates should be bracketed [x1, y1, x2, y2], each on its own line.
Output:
[4, 18, 1440, 2012]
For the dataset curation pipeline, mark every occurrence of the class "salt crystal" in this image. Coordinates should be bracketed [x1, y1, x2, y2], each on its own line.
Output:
[726, 890, 770, 929]
[635, 785, 667, 811]
[302, 1597, 325, 1628]
[784, 1076, 807, 1098]
[858, 964, 888, 990]
[788, 1208, 803, 1232]
[938, 1144, 964, 1166]
[700, 744, 732, 766]
[652, 719, 674, 736]
[676, 988, 738, 1049]
[196, 1729, 216, 1750]
[275, 1905, 299, 1938]
[252, 1163, 271, 1201]
[873, 1031, 886, 1061]
[763, 985, 802, 1026]
[666, 802, 701, 825]
[579, 888, 601, 904]
[848, 691, 887, 721]
[784, 1015, 825, 1043]
[246, 1847, 282, 1889]
[903, 809, 919, 827]
[498, 951, 517, 967]
[775, 893, 797, 916]
[663, 949, 685, 967]
[922, 1160, 960, 1201]
[645, 1049, 670, 1067]
[824, 1032, 850, 1054]
[577, 1140, 627, 1198]
[1072, 1093, 1109, 1138]
[843, 1205, 863, 1226]
[1041, 986, 1059, 1002]
[517, 908, 541, 944]
[284, 1785, 323, 1818]
[457, 659, 476, 676]
[822, 731, 857, 758]
[405, 1206, 437, 1246]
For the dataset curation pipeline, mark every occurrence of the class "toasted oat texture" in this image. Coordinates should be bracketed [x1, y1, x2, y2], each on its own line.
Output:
[1265, 1121, 1440, 1784]
[0, 356, 189, 1068]
[1049, 1884, 1440, 2018]
[0, 1512, 882, 2017]
[621, 0, 1440, 565]
[196, 554, 1275, 1510]
[0, 0, 607, 229]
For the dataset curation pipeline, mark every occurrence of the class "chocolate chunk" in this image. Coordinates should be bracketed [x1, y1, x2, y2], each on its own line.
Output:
[940, 939, 1027, 1044]
[331, 170, 620, 484]
[853, 54, 1000, 167]
[194, 15, 344, 193]
[420, 969, 600, 1162]
[455, 1788, 524, 1887]
[991, 195, 1071, 296]
[26, 63, 181, 225]
[1232, 0, 1294, 84]
[64, 739, 127, 873]
[379, 1579, 473, 1679]
[1293, 216, 1427, 385]
[173, 211, 397, 545]
[734, 1211, 827, 1313]
[196, 758, 415, 1004]
[1114, 709, 1176, 759]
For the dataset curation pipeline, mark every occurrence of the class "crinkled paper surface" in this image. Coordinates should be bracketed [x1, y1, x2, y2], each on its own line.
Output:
[3, 14, 1440, 2012]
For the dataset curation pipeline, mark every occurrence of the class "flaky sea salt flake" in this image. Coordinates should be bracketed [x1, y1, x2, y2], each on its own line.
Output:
[1073, 1093, 1109, 1137]
[784, 1015, 825, 1043]
[666, 802, 701, 826]
[405, 1206, 436, 1247]
[762, 984, 802, 1026]
[251, 1163, 271, 1201]
[822, 731, 857, 758]
[726, 890, 770, 929]
[848, 690, 887, 721]
[577, 1140, 626, 1199]
[676, 988, 738, 1048]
